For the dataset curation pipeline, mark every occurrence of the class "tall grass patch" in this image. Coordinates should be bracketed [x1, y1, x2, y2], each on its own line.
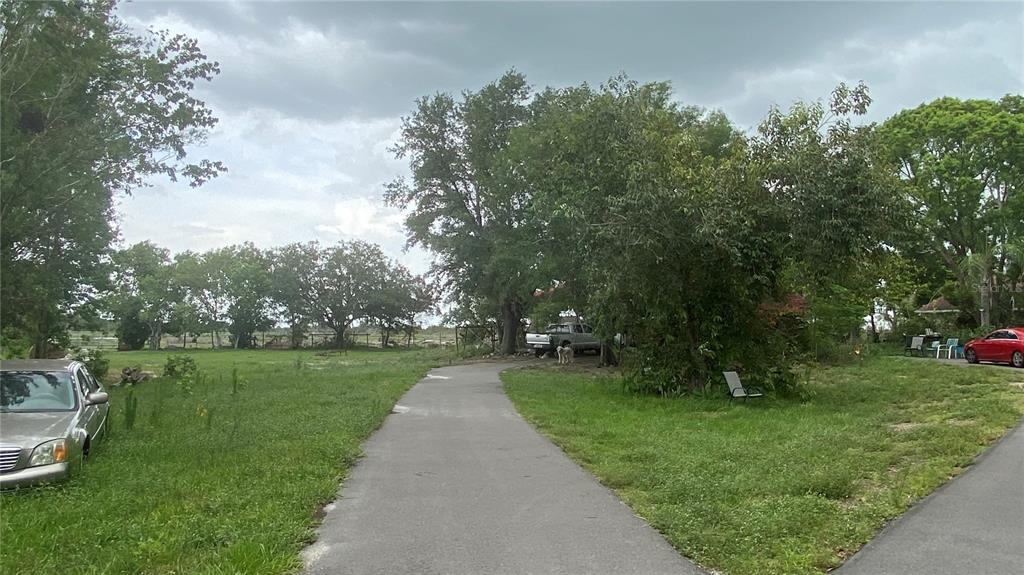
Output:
[0, 348, 442, 574]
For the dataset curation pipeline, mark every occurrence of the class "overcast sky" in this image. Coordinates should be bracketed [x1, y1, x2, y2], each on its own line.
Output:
[114, 0, 1024, 275]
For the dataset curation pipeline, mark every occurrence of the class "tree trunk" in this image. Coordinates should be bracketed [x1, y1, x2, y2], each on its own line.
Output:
[600, 342, 618, 367]
[290, 322, 304, 349]
[148, 321, 162, 351]
[31, 306, 49, 359]
[499, 296, 521, 355]
[333, 326, 346, 349]
[980, 272, 992, 327]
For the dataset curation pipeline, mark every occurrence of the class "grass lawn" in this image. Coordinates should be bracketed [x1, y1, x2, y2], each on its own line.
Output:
[0, 348, 445, 575]
[503, 357, 1024, 575]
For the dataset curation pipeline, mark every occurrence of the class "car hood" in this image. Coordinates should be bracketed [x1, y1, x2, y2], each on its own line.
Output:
[0, 411, 76, 447]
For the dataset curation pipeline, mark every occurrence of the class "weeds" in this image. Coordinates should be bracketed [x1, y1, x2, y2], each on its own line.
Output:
[0, 348, 443, 574]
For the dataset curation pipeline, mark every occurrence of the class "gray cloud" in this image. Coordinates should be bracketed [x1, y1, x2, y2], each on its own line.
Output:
[120, 1, 1023, 123]
[113, 0, 1023, 277]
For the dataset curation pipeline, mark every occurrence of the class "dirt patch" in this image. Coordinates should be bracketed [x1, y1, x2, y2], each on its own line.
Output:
[837, 495, 862, 510]
[945, 418, 977, 427]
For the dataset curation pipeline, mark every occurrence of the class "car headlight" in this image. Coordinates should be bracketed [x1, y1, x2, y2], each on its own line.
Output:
[29, 439, 68, 467]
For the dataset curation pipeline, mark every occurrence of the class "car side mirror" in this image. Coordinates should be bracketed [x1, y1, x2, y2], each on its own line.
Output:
[85, 392, 109, 406]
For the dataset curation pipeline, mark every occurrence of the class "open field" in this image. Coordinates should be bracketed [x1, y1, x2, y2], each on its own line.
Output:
[67, 326, 464, 352]
[0, 348, 445, 575]
[503, 357, 1024, 575]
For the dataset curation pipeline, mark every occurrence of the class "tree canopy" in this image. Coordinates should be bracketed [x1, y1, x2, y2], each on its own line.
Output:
[390, 72, 1021, 392]
[385, 71, 539, 354]
[0, 0, 224, 356]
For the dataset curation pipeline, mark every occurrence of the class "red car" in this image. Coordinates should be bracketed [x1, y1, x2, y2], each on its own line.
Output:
[964, 327, 1024, 367]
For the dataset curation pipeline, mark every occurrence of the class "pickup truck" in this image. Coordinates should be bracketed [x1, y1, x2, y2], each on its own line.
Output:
[525, 323, 601, 357]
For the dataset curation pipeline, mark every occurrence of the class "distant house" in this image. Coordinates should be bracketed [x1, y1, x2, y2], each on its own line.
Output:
[914, 297, 959, 315]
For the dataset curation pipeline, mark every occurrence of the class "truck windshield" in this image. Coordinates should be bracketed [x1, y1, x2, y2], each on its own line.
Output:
[0, 371, 76, 412]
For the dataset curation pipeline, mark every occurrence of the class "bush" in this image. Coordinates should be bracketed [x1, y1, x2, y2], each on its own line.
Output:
[70, 348, 110, 379]
[163, 355, 197, 379]
[115, 308, 149, 351]
[1, 327, 31, 359]
[964, 325, 997, 340]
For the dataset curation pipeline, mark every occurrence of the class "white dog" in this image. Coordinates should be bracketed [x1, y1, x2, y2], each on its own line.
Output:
[556, 343, 574, 365]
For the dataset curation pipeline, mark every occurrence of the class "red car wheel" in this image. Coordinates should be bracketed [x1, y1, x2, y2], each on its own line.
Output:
[965, 348, 979, 364]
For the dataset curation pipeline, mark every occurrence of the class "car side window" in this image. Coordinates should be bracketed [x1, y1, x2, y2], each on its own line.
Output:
[1005, 332, 1019, 340]
[74, 370, 91, 398]
[583, 325, 593, 333]
[84, 371, 101, 392]
[574, 324, 584, 333]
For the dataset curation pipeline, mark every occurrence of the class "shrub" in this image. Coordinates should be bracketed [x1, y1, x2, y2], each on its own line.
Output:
[1, 327, 31, 359]
[70, 348, 110, 379]
[115, 307, 149, 351]
[163, 355, 198, 379]
[965, 325, 997, 340]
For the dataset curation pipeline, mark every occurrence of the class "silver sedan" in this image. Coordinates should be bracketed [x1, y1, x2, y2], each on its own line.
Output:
[0, 359, 110, 489]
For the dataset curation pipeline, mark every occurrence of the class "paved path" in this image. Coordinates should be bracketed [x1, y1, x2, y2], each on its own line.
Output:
[303, 363, 704, 575]
[837, 422, 1024, 575]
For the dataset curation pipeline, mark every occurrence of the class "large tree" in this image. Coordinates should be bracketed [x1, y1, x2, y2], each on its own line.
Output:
[385, 71, 538, 354]
[0, 0, 223, 356]
[751, 82, 901, 341]
[877, 95, 1023, 326]
[365, 263, 435, 347]
[108, 242, 179, 351]
[218, 244, 272, 349]
[270, 241, 392, 348]
[174, 250, 230, 347]
[511, 76, 792, 391]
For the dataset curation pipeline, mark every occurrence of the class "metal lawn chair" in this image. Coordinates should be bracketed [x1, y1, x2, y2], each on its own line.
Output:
[724, 371, 764, 402]
[905, 336, 924, 356]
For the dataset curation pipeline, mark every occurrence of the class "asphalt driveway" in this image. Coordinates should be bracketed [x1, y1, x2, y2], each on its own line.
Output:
[303, 362, 704, 575]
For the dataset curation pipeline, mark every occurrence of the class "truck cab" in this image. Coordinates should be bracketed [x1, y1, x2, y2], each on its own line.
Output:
[525, 323, 601, 357]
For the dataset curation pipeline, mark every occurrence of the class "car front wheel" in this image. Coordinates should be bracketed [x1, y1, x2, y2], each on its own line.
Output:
[1013, 351, 1024, 368]
[965, 348, 979, 364]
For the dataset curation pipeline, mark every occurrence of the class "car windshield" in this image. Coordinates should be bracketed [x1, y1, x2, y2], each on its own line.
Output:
[0, 371, 76, 412]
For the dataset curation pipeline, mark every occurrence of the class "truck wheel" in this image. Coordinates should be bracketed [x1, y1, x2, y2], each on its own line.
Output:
[534, 349, 545, 358]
